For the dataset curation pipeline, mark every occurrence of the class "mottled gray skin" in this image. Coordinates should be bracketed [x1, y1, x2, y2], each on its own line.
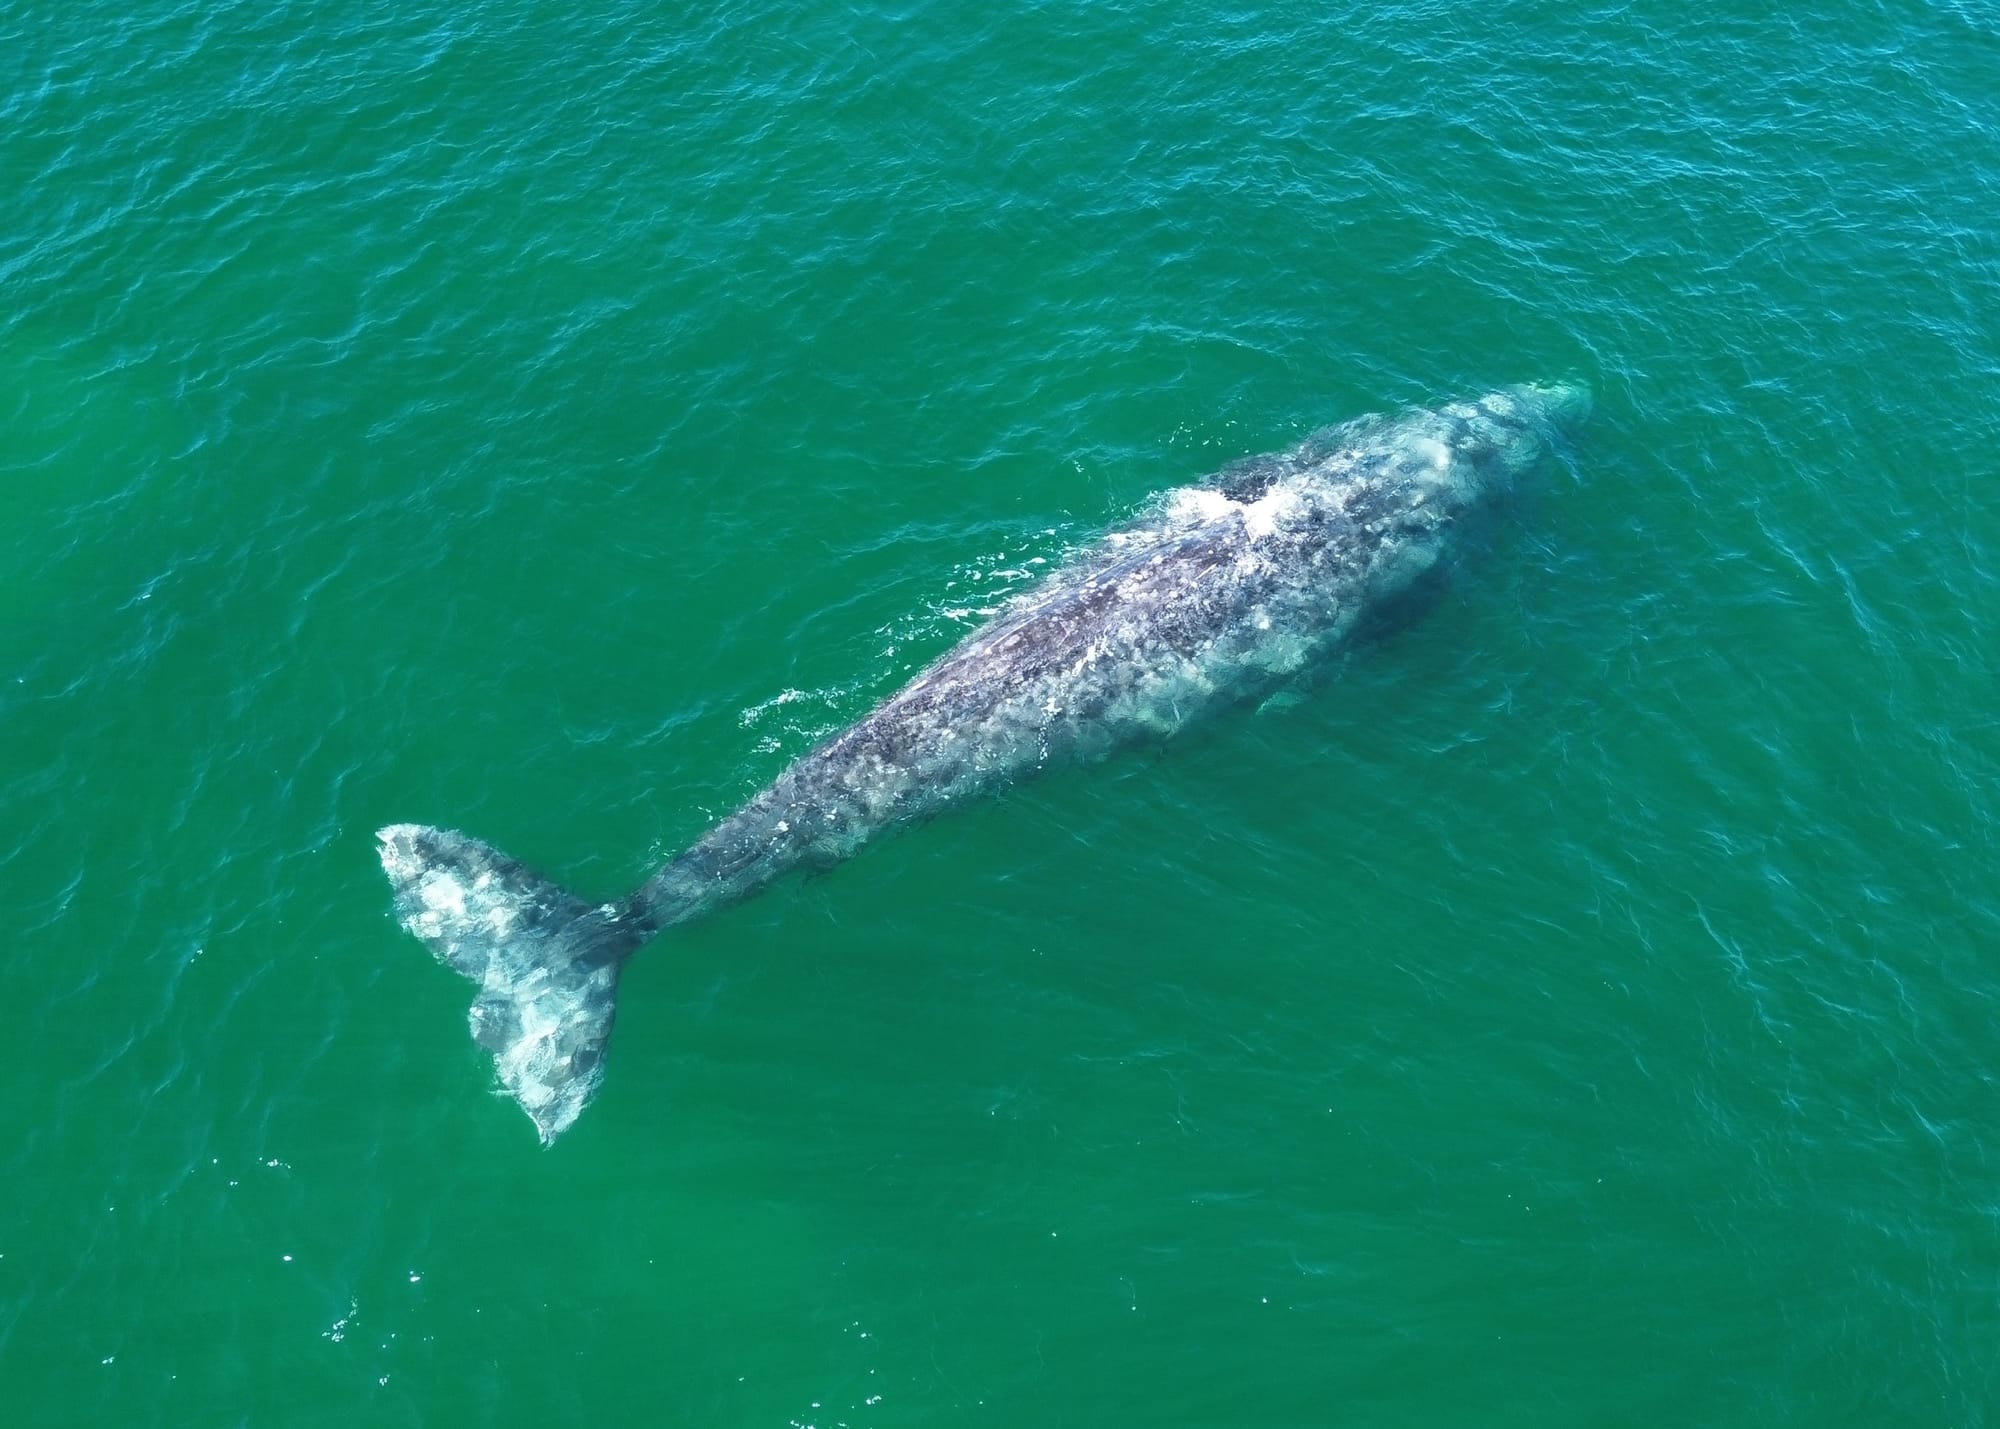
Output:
[377, 382, 1588, 1143]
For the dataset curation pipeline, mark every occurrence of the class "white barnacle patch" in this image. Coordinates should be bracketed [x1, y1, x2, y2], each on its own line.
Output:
[490, 986, 570, 1094]
[1244, 630, 1310, 675]
[418, 870, 468, 920]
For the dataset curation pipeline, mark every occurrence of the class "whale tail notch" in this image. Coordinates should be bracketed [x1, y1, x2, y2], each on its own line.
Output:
[374, 822, 652, 1144]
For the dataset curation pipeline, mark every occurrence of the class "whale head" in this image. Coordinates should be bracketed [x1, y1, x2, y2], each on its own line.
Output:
[1422, 381, 1591, 498]
[1522, 380, 1592, 431]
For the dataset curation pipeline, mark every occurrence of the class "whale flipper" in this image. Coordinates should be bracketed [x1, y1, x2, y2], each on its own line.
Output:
[375, 823, 650, 1143]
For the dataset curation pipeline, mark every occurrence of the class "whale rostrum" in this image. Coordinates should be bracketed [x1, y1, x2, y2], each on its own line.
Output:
[376, 382, 1590, 1143]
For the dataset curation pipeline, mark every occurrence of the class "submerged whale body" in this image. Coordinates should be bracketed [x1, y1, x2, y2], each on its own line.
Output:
[377, 383, 1590, 1143]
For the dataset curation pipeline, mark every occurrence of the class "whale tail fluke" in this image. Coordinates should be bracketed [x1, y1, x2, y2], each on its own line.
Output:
[374, 823, 651, 1144]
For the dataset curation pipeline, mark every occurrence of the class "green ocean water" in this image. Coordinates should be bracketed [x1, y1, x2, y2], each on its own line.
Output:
[5, 0, 1999, 1422]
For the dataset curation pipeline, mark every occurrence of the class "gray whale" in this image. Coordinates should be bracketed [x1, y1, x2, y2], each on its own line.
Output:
[376, 382, 1590, 1143]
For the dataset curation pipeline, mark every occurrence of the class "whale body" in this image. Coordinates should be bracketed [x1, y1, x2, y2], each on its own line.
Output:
[376, 383, 1589, 1143]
